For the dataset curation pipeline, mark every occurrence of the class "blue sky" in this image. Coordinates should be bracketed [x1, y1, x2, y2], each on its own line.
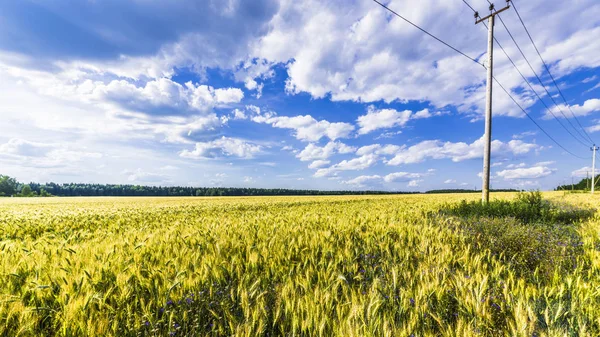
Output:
[0, 0, 599, 191]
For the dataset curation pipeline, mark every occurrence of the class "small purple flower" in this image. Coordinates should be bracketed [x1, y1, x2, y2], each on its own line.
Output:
[410, 298, 415, 306]
[144, 321, 150, 326]
[167, 300, 174, 306]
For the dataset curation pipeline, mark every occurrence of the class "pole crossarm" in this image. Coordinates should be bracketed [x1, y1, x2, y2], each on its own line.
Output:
[475, 4, 510, 24]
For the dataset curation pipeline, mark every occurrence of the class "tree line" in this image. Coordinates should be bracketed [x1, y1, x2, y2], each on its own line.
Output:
[555, 175, 600, 191]
[0, 174, 420, 197]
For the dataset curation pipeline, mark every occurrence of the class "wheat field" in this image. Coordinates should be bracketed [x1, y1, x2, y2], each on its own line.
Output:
[1, 192, 599, 336]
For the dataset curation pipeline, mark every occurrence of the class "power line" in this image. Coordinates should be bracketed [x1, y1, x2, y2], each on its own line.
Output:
[493, 10, 592, 145]
[492, 77, 587, 159]
[511, 0, 596, 144]
[371, 0, 586, 160]
[461, 0, 477, 13]
[461, 0, 590, 147]
[484, 20, 590, 147]
[371, 0, 484, 67]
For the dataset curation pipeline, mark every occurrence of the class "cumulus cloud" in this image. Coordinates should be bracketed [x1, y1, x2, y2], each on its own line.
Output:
[70, 78, 244, 116]
[249, 0, 600, 118]
[496, 165, 556, 180]
[407, 179, 423, 187]
[231, 108, 248, 120]
[545, 98, 600, 119]
[342, 175, 382, 187]
[179, 136, 261, 159]
[314, 154, 378, 177]
[383, 172, 425, 183]
[296, 142, 356, 161]
[342, 170, 430, 187]
[255, 114, 355, 142]
[0, 138, 102, 168]
[572, 166, 594, 177]
[357, 106, 412, 135]
[356, 106, 445, 135]
[308, 160, 331, 169]
[386, 137, 539, 165]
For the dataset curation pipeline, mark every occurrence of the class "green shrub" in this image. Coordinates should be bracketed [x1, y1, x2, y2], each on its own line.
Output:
[442, 191, 592, 225]
[437, 191, 593, 281]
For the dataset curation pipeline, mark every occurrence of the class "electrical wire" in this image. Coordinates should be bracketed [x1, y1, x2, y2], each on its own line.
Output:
[462, 0, 591, 147]
[511, 0, 596, 144]
[372, 0, 587, 159]
[493, 11, 592, 145]
[371, 0, 484, 68]
[493, 77, 588, 159]
[482, 19, 590, 147]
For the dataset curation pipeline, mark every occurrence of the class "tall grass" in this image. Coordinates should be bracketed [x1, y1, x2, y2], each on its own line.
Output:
[0, 193, 599, 336]
[437, 191, 594, 282]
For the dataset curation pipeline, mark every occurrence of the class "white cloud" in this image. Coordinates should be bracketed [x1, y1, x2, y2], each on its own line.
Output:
[250, 0, 600, 118]
[308, 160, 331, 169]
[179, 136, 261, 159]
[383, 172, 424, 183]
[583, 76, 597, 83]
[497, 165, 556, 180]
[386, 137, 539, 166]
[412, 108, 446, 119]
[255, 114, 355, 142]
[0, 138, 102, 168]
[356, 106, 443, 135]
[444, 179, 456, 184]
[572, 166, 594, 177]
[375, 130, 403, 140]
[297, 142, 356, 161]
[512, 131, 537, 139]
[545, 98, 600, 119]
[506, 163, 527, 169]
[357, 106, 412, 135]
[314, 154, 378, 177]
[93, 79, 244, 115]
[342, 170, 428, 186]
[231, 108, 248, 120]
[124, 168, 170, 184]
[407, 179, 423, 187]
[343, 175, 381, 187]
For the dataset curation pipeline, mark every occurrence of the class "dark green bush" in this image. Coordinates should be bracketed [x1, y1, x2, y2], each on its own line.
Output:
[443, 191, 592, 225]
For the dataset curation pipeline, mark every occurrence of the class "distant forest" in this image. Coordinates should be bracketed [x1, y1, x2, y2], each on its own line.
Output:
[1, 174, 523, 197]
[555, 175, 600, 191]
[0, 175, 414, 197]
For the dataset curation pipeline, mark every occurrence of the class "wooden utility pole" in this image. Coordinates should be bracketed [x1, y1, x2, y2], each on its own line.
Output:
[587, 171, 590, 191]
[592, 145, 598, 194]
[475, 1, 510, 203]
